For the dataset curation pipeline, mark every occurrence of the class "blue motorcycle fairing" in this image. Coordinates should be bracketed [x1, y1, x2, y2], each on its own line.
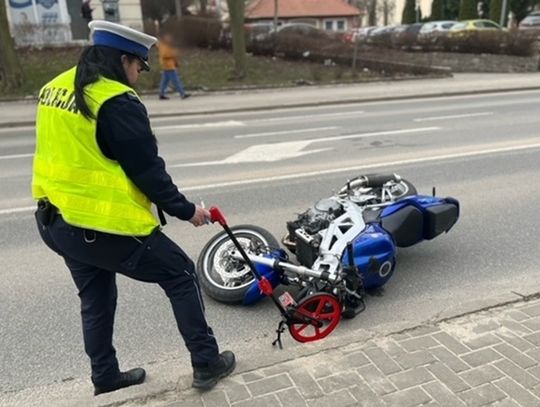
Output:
[381, 195, 459, 217]
[380, 195, 459, 247]
[243, 250, 286, 305]
[341, 223, 397, 289]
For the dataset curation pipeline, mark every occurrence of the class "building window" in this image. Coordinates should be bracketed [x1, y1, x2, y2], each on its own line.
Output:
[323, 20, 346, 31]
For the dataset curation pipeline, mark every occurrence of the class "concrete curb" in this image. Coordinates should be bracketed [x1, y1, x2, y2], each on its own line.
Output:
[0, 72, 450, 104]
[2, 85, 540, 130]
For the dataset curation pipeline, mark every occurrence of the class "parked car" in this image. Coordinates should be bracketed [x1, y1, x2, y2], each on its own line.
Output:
[449, 19, 503, 32]
[367, 25, 398, 44]
[355, 26, 377, 42]
[518, 11, 540, 30]
[245, 22, 275, 43]
[417, 20, 456, 47]
[391, 23, 424, 48]
[275, 23, 324, 36]
[343, 26, 377, 43]
[419, 20, 457, 35]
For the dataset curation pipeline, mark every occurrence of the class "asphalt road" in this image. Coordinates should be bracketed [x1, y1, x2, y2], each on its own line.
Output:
[1, 90, 540, 398]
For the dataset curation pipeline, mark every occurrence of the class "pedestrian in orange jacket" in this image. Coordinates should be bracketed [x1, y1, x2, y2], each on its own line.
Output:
[157, 33, 190, 100]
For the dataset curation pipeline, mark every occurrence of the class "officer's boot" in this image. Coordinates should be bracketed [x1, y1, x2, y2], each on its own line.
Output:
[192, 351, 236, 390]
[93, 368, 146, 396]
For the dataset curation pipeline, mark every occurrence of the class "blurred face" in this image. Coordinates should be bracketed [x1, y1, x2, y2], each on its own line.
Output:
[162, 33, 173, 44]
[121, 55, 143, 86]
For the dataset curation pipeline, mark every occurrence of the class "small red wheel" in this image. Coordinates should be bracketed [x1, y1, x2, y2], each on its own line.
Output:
[288, 293, 341, 343]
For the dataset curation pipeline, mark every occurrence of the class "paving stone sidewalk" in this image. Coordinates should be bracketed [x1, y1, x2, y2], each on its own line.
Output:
[139, 297, 540, 407]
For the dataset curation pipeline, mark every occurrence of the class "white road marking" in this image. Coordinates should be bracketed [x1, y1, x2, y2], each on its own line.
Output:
[0, 126, 35, 134]
[4, 141, 540, 216]
[414, 112, 493, 122]
[0, 126, 434, 163]
[0, 153, 34, 160]
[304, 126, 440, 143]
[172, 127, 440, 167]
[0, 121, 247, 159]
[3, 141, 540, 216]
[0, 206, 36, 215]
[220, 142, 332, 163]
[180, 141, 540, 191]
[234, 126, 338, 139]
[149, 103, 369, 124]
[174, 142, 333, 166]
[249, 111, 365, 123]
[154, 120, 246, 132]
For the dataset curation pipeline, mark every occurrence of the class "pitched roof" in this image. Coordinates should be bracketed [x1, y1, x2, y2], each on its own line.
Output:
[246, 0, 362, 19]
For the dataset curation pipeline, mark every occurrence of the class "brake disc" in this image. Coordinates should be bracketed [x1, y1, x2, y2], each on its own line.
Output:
[214, 238, 254, 281]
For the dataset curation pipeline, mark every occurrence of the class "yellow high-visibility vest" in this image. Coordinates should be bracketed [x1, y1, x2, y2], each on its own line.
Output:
[32, 67, 159, 236]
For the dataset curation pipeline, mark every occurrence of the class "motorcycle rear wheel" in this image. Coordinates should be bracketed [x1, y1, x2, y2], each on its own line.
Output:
[338, 174, 417, 202]
[197, 225, 280, 303]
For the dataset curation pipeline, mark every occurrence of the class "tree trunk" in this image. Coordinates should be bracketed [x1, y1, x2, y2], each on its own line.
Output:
[368, 0, 377, 25]
[402, 0, 417, 23]
[273, 0, 278, 30]
[226, 0, 247, 80]
[0, 0, 24, 91]
[430, 0, 444, 19]
[175, 0, 183, 18]
[273, 0, 278, 49]
[459, 0, 478, 20]
[489, 0, 503, 23]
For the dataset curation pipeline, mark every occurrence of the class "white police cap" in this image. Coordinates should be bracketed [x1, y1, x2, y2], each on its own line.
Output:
[89, 20, 157, 70]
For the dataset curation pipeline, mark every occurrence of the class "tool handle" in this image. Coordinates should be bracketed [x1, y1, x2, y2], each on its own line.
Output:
[209, 206, 227, 226]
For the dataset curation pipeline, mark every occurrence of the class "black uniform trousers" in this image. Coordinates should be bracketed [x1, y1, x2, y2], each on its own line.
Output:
[36, 212, 219, 385]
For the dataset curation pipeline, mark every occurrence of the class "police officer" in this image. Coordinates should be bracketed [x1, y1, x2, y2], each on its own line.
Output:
[32, 21, 235, 396]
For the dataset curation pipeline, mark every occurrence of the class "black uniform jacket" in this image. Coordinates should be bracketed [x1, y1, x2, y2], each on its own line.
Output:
[96, 93, 196, 222]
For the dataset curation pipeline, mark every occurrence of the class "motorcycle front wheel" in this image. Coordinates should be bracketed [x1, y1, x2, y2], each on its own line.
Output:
[197, 225, 280, 303]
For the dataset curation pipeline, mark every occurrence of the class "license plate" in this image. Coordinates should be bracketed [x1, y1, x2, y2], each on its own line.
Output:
[278, 291, 297, 308]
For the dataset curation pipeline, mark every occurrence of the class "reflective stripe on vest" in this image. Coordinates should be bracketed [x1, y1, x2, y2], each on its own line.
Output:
[32, 67, 159, 236]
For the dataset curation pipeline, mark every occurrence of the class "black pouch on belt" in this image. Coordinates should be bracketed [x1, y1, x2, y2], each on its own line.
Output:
[35, 199, 57, 226]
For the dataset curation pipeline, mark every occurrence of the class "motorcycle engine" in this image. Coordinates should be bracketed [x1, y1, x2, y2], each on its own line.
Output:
[285, 198, 343, 267]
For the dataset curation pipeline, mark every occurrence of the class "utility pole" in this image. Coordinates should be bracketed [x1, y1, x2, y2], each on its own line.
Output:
[273, 0, 278, 31]
[499, 0, 508, 26]
[351, 6, 360, 72]
[175, 0, 183, 19]
[352, 34, 359, 71]
[273, 0, 279, 50]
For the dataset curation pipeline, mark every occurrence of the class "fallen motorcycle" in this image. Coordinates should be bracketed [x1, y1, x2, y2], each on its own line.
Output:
[203, 173, 459, 347]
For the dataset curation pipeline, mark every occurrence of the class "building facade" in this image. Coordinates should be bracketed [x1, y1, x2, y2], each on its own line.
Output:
[5, 0, 144, 46]
[246, 0, 363, 32]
